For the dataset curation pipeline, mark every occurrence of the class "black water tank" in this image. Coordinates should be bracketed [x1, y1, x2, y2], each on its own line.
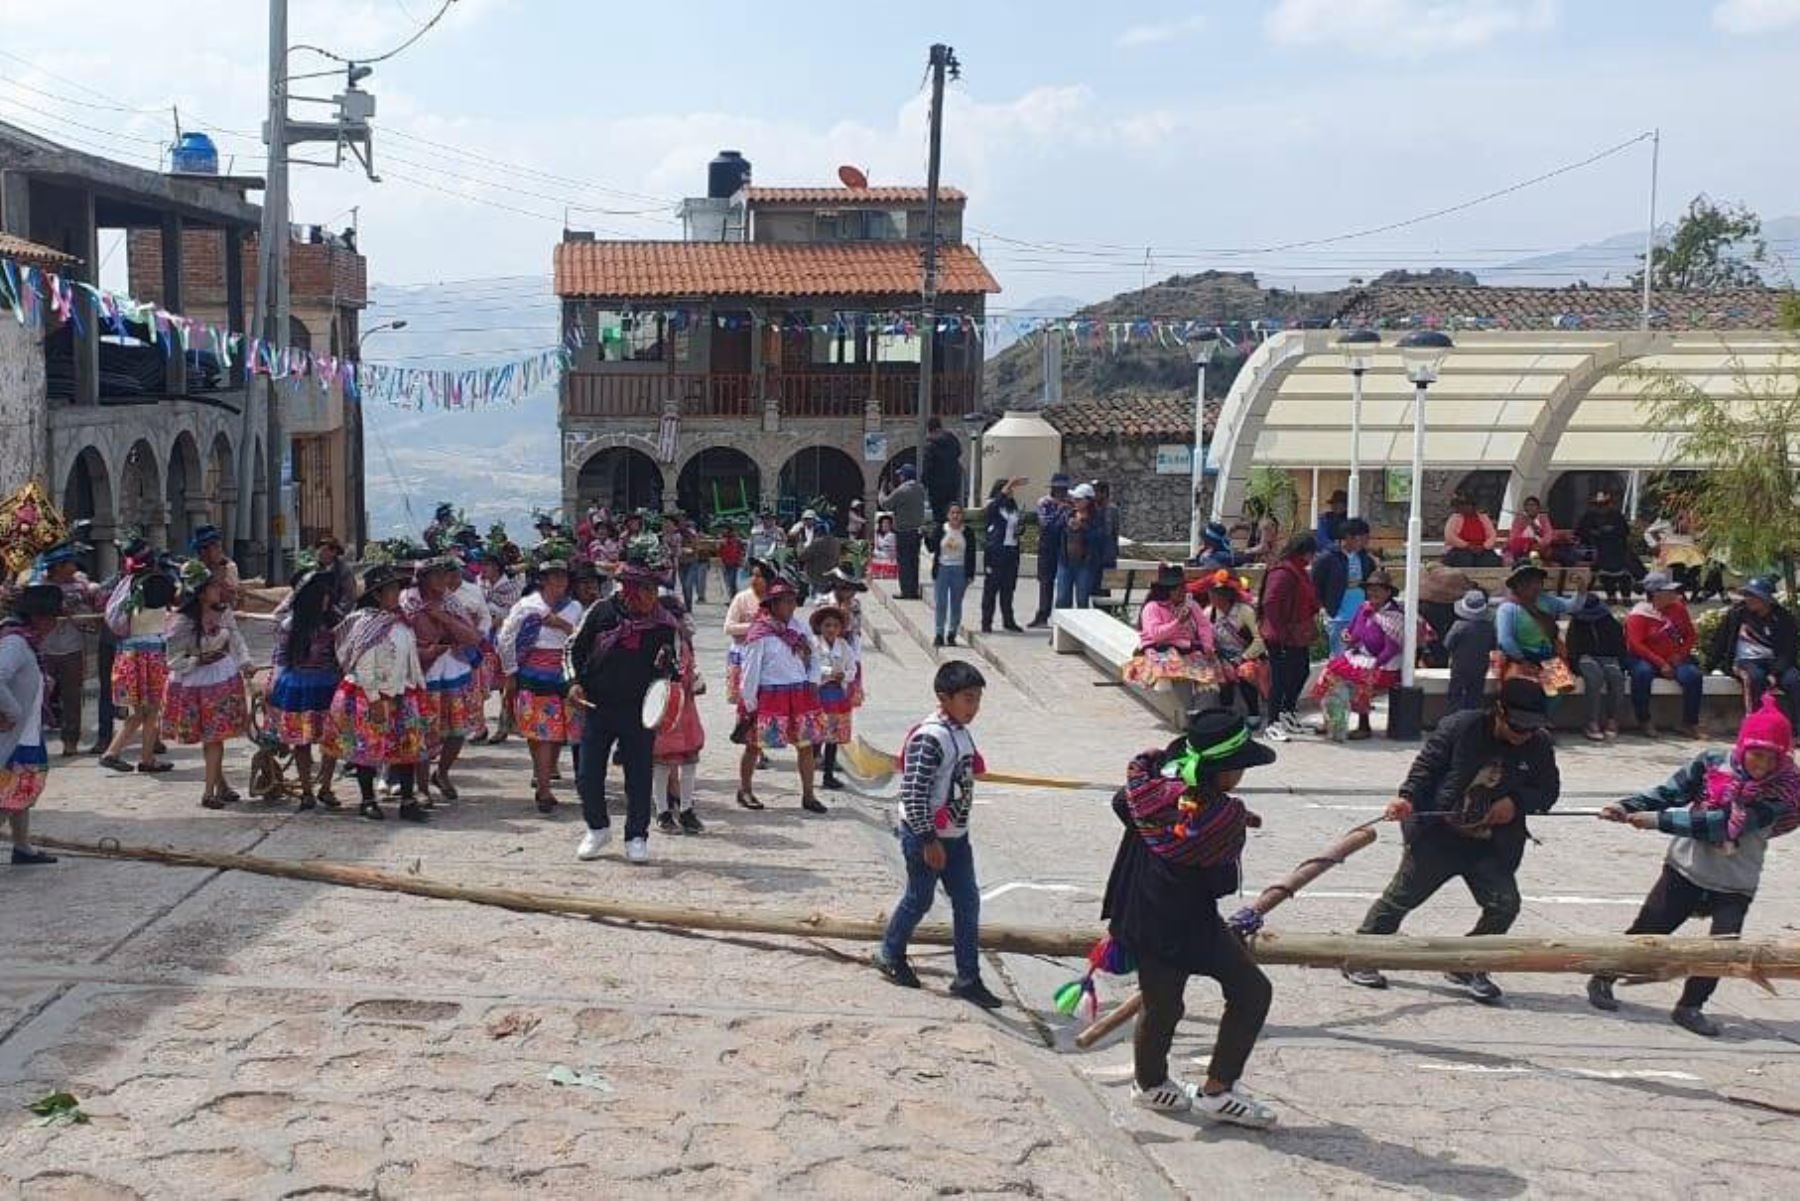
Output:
[708, 150, 751, 199]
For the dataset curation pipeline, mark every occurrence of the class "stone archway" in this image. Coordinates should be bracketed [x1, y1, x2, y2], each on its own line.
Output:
[167, 431, 205, 552]
[119, 438, 166, 548]
[677, 446, 760, 524]
[778, 445, 866, 531]
[578, 445, 664, 513]
[207, 431, 237, 537]
[62, 445, 114, 528]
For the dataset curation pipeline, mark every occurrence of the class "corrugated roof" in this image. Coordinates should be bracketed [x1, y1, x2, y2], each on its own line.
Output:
[553, 240, 999, 299]
[0, 231, 77, 267]
[1043, 393, 1216, 440]
[745, 186, 966, 206]
[1336, 284, 1787, 331]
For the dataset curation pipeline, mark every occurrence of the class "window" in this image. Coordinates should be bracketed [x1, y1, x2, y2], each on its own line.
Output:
[594, 309, 691, 363]
[812, 209, 906, 242]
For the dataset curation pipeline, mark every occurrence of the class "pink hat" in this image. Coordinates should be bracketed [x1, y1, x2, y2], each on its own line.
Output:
[1737, 693, 1793, 758]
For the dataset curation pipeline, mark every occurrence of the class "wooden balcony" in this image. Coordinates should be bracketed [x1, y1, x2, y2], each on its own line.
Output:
[564, 369, 979, 422]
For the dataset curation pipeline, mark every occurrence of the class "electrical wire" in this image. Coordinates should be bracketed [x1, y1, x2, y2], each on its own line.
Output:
[380, 148, 677, 218]
[292, 0, 459, 66]
[381, 126, 677, 206]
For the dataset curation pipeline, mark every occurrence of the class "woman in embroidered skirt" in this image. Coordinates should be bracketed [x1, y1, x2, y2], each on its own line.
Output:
[654, 596, 707, 836]
[1309, 569, 1407, 741]
[404, 555, 486, 803]
[736, 579, 826, 814]
[809, 604, 858, 791]
[98, 553, 177, 774]
[1196, 570, 1268, 722]
[268, 569, 344, 811]
[2, 585, 66, 866]
[1125, 563, 1220, 714]
[164, 561, 252, 808]
[330, 563, 430, 822]
[474, 551, 522, 744]
[868, 514, 899, 580]
[497, 559, 585, 813]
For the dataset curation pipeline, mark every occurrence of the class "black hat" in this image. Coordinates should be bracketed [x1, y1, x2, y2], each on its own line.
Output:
[825, 566, 868, 593]
[1163, 708, 1277, 782]
[12, 583, 65, 619]
[1153, 561, 1187, 591]
[358, 563, 408, 603]
[1497, 678, 1552, 731]
[1505, 562, 1548, 591]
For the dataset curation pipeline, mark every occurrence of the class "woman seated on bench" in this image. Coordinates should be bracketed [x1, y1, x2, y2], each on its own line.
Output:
[1125, 564, 1220, 708]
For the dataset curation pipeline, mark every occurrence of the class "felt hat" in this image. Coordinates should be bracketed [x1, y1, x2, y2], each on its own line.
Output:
[1200, 521, 1231, 549]
[1454, 589, 1492, 621]
[314, 533, 345, 553]
[809, 604, 848, 634]
[1496, 677, 1552, 731]
[1363, 568, 1397, 593]
[761, 579, 799, 607]
[189, 524, 223, 552]
[1641, 570, 1682, 596]
[358, 563, 408, 602]
[1505, 561, 1548, 591]
[1161, 708, 1277, 783]
[38, 542, 81, 569]
[12, 582, 65, 619]
[1049, 472, 1072, 490]
[419, 554, 462, 578]
[535, 559, 571, 579]
[1153, 561, 1187, 591]
[825, 566, 868, 593]
[1736, 693, 1793, 758]
[1738, 576, 1779, 605]
[1570, 592, 1613, 623]
[568, 561, 601, 585]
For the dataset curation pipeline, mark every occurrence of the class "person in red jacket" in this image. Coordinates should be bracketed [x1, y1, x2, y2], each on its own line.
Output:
[1258, 534, 1321, 740]
[1625, 571, 1703, 738]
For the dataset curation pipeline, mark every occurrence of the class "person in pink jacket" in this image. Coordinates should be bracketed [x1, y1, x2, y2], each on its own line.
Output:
[1309, 569, 1408, 740]
[1125, 564, 1219, 714]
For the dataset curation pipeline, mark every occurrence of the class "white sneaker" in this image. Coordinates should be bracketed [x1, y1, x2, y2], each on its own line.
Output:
[1281, 712, 1312, 737]
[1194, 1085, 1278, 1129]
[1130, 1077, 1196, 1114]
[1263, 721, 1291, 743]
[576, 828, 612, 861]
[625, 837, 650, 865]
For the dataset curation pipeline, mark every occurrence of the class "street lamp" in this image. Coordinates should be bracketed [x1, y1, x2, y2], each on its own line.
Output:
[1392, 330, 1453, 734]
[1336, 329, 1380, 520]
[357, 318, 408, 356]
[1187, 331, 1221, 559]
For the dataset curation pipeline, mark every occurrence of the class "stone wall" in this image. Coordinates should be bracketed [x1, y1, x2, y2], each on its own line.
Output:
[0, 320, 47, 495]
[1059, 434, 1192, 544]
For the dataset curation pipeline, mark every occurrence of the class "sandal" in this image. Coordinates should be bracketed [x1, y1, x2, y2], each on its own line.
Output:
[736, 789, 765, 811]
[295, 792, 317, 813]
[801, 795, 828, 814]
[535, 791, 558, 814]
[431, 771, 460, 802]
[201, 791, 227, 810]
[217, 787, 243, 805]
[99, 755, 135, 773]
[135, 760, 174, 773]
[358, 799, 386, 821]
[316, 787, 342, 811]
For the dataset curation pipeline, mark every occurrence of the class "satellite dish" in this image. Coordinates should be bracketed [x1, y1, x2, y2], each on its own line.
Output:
[838, 164, 869, 189]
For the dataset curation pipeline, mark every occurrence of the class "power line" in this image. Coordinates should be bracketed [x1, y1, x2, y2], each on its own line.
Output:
[292, 0, 459, 67]
[380, 148, 676, 218]
[381, 126, 676, 206]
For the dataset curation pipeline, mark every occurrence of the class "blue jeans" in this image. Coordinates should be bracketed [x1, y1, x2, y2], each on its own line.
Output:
[720, 564, 744, 596]
[880, 829, 981, 984]
[1736, 659, 1800, 724]
[1627, 657, 1703, 726]
[1053, 560, 1095, 610]
[934, 564, 968, 639]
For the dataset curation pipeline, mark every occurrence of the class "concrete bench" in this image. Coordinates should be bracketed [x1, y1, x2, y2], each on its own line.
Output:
[1410, 665, 1742, 731]
[1050, 608, 1187, 729]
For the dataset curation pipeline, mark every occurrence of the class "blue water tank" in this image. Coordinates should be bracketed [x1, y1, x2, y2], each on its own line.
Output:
[708, 150, 751, 199]
[170, 132, 219, 175]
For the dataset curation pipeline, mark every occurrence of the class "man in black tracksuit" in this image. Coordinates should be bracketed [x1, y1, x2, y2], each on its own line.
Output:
[1344, 678, 1561, 1004]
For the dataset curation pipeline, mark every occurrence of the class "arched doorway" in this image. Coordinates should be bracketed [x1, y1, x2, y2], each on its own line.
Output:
[577, 446, 662, 513]
[118, 439, 162, 540]
[207, 432, 236, 536]
[63, 446, 113, 528]
[167, 431, 204, 551]
[677, 447, 760, 525]
[778, 445, 864, 531]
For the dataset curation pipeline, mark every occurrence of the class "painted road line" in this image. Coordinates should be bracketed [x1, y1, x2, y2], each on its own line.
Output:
[1231, 888, 1639, 906]
[1416, 1064, 1702, 1082]
[980, 881, 1092, 903]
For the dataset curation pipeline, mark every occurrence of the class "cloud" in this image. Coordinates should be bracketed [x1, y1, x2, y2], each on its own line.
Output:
[1712, 0, 1800, 33]
[1265, 0, 1558, 57]
[1115, 15, 1207, 49]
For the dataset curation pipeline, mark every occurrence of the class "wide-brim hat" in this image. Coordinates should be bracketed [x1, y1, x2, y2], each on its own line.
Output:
[12, 582, 65, 618]
[1570, 593, 1613, 622]
[761, 580, 799, 607]
[314, 534, 345, 553]
[1153, 561, 1187, 591]
[1497, 677, 1553, 731]
[1505, 562, 1548, 591]
[1049, 472, 1072, 490]
[809, 604, 848, 634]
[1164, 709, 1277, 781]
[1364, 568, 1397, 594]
[1454, 589, 1492, 621]
[1737, 576, 1779, 605]
[1201, 522, 1231, 548]
[189, 524, 223, 552]
[1642, 571, 1682, 596]
[358, 563, 408, 601]
[825, 566, 868, 593]
[617, 563, 662, 588]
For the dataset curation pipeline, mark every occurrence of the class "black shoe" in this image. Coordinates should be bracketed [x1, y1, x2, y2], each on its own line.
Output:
[10, 847, 57, 865]
[932, 634, 944, 648]
[1026, 618, 1048, 629]
[1342, 967, 1388, 990]
[359, 799, 386, 821]
[1672, 1006, 1721, 1037]
[657, 811, 679, 835]
[1446, 971, 1503, 1004]
[295, 793, 317, 813]
[946, 634, 959, 647]
[535, 793, 558, 815]
[1003, 623, 1024, 633]
[950, 978, 1004, 1010]
[678, 808, 704, 834]
[801, 795, 828, 814]
[99, 755, 134, 774]
[397, 801, 430, 823]
[821, 773, 843, 791]
[873, 951, 921, 989]
[1586, 976, 1619, 1012]
[980, 625, 992, 635]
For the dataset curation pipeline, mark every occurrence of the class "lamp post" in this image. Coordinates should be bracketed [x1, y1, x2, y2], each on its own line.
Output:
[1187, 332, 1221, 559]
[1393, 331, 1453, 734]
[1336, 329, 1380, 520]
[356, 318, 408, 354]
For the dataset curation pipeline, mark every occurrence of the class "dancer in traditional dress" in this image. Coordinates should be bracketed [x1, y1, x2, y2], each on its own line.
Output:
[723, 559, 769, 708]
[1126, 564, 1219, 718]
[473, 549, 523, 744]
[736, 580, 826, 813]
[98, 550, 176, 774]
[330, 563, 430, 822]
[654, 595, 707, 835]
[810, 604, 858, 791]
[1309, 568, 1407, 741]
[819, 566, 869, 708]
[189, 524, 239, 607]
[1198, 570, 1267, 721]
[400, 556, 486, 803]
[2, 585, 66, 865]
[499, 558, 584, 813]
[163, 560, 251, 809]
[267, 569, 344, 810]
[868, 514, 898, 581]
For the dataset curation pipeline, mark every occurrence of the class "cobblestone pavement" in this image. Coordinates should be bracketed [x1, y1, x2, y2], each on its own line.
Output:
[2, 591, 1797, 1199]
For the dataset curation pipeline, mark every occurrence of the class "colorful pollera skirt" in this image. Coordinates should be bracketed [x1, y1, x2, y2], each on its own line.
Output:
[267, 665, 342, 746]
[163, 674, 248, 744]
[816, 680, 855, 745]
[329, 681, 429, 768]
[753, 681, 825, 750]
[514, 646, 580, 743]
[426, 671, 484, 748]
[1311, 651, 1401, 715]
[0, 742, 47, 813]
[725, 643, 746, 706]
[868, 558, 898, 580]
[112, 644, 168, 711]
[1122, 647, 1221, 689]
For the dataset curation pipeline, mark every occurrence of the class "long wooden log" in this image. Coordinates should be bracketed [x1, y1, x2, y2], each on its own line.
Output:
[25, 836, 1800, 982]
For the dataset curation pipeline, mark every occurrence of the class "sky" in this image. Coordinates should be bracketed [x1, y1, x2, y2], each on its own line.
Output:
[3, 0, 1800, 331]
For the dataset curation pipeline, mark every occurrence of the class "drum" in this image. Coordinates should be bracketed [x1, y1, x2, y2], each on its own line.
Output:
[640, 677, 683, 732]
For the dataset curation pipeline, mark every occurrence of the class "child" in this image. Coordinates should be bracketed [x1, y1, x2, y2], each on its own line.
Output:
[873, 660, 999, 1009]
[163, 561, 252, 809]
[810, 605, 858, 790]
[655, 597, 707, 835]
[1589, 694, 1800, 1036]
[1445, 589, 1496, 713]
[868, 514, 899, 580]
[98, 553, 176, 774]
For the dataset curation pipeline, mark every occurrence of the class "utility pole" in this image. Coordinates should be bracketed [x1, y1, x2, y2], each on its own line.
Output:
[1639, 128, 1660, 332]
[914, 43, 956, 477]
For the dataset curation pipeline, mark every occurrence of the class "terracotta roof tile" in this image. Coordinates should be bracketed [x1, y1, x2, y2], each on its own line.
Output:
[1042, 393, 1217, 440]
[745, 186, 966, 206]
[1337, 284, 1787, 331]
[553, 240, 999, 299]
[0, 231, 77, 267]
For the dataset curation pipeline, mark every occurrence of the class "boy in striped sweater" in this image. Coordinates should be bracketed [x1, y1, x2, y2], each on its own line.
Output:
[872, 660, 1000, 1009]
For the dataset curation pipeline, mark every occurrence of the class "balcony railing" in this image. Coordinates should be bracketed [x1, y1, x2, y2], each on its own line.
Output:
[564, 368, 980, 421]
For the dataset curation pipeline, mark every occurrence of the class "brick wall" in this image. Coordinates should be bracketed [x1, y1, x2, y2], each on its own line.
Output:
[127, 229, 367, 314]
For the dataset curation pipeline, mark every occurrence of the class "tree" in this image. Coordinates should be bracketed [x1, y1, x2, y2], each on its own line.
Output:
[1630, 195, 1767, 291]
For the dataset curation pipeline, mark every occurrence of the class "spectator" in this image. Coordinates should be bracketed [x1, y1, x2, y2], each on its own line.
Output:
[920, 416, 963, 523]
[980, 478, 1026, 634]
[1243, 500, 1281, 564]
[1314, 490, 1348, 553]
[717, 524, 747, 596]
[879, 466, 928, 601]
[1199, 570, 1267, 721]
[1093, 480, 1121, 591]
[1647, 511, 1725, 602]
[1309, 568, 1407, 741]
[1311, 517, 1376, 651]
[931, 504, 976, 648]
[1443, 493, 1501, 568]
[868, 514, 898, 582]
[1259, 533, 1321, 741]
[1708, 576, 1800, 725]
[1567, 593, 1628, 742]
[1027, 473, 1072, 628]
[1504, 496, 1560, 565]
[1494, 563, 1577, 695]
[1125, 563, 1218, 716]
[749, 511, 785, 563]
[789, 509, 822, 549]
[1191, 522, 1238, 571]
[1576, 489, 1638, 604]
[846, 498, 868, 541]
[1052, 484, 1105, 611]
[1416, 561, 1478, 665]
[35, 542, 103, 758]
[1626, 572, 1703, 739]
[1446, 590, 1496, 714]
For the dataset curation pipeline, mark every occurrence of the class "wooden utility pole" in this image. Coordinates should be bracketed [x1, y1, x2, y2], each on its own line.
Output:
[913, 43, 955, 475]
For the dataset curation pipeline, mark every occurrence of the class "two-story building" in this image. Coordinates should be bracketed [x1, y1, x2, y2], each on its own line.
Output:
[555, 153, 999, 525]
